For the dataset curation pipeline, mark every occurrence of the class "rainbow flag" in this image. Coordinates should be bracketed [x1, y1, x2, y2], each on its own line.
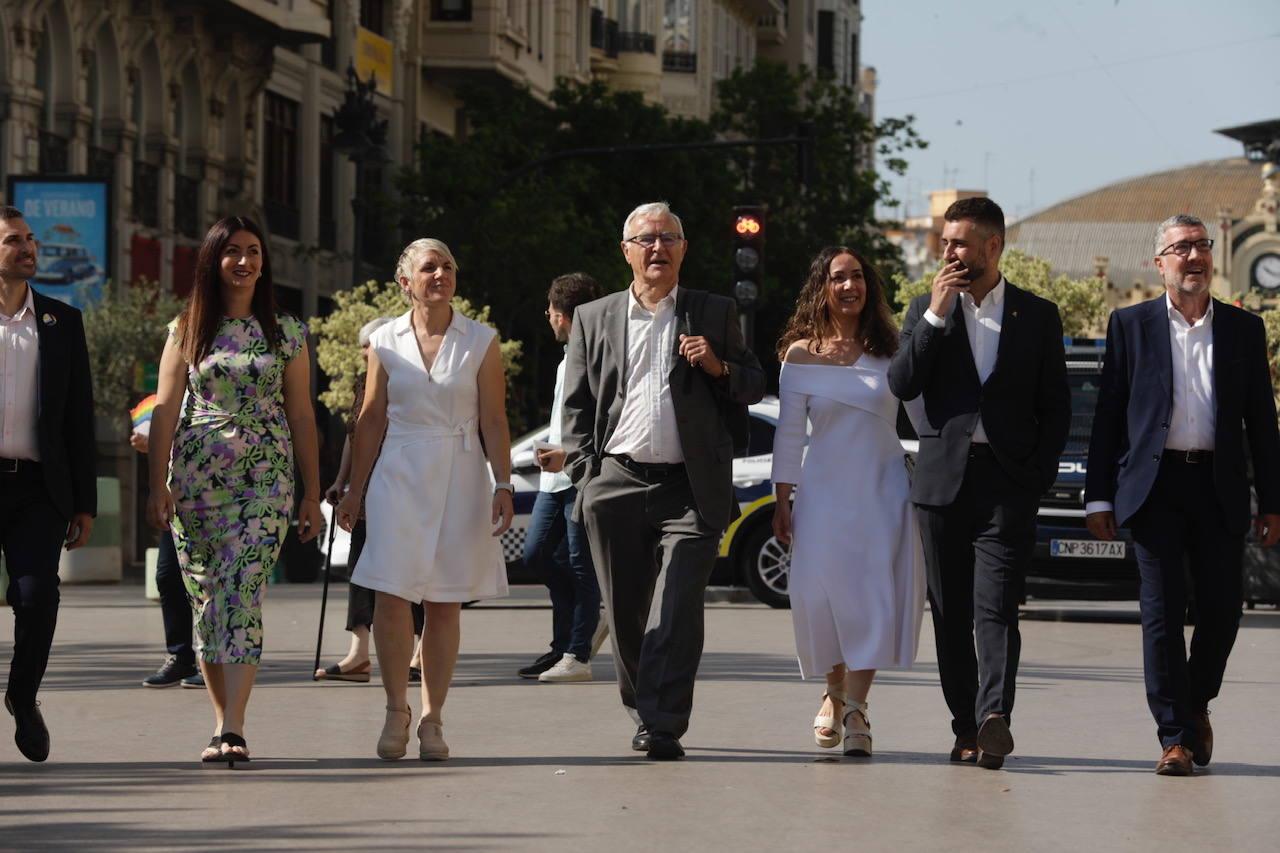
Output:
[130, 394, 157, 431]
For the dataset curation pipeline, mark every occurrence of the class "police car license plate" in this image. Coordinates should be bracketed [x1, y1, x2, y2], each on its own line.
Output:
[1050, 539, 1126, 559]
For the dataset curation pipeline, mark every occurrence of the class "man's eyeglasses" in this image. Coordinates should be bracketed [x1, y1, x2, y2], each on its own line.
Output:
[544, 308, 564, 318]
[625, 232, 684, 248]
[1158, 238, 1214, 257]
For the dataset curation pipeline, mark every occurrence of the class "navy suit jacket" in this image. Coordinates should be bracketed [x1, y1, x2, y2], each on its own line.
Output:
[888, 281, 1072, 506]
[31, 291, 97, 520]
[1084, 296, 1280, 535]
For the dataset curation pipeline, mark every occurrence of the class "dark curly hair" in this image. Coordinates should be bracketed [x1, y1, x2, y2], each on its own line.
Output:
[776, 246, 899, 361]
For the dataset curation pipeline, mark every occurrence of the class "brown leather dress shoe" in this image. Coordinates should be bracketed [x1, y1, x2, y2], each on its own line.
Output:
[949, 735, 978, 763]
[1193, 710, 1212, 767]
[1156, 744, 1194, 776]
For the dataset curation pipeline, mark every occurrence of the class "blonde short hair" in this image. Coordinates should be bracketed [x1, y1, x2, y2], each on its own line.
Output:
[395, 238, 459, 284]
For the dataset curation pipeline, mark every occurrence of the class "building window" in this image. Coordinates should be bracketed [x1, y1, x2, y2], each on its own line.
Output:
[263, 92, 300, 240]
[816, 10, 834, 78]
[319, 115, 337, 251]
[431, 0, 472, 21]
[850, 31, 860, 86]
[360, 0, 387, 35]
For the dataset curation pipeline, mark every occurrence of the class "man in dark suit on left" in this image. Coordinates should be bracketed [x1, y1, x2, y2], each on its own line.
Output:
[0, 205, 96, 762]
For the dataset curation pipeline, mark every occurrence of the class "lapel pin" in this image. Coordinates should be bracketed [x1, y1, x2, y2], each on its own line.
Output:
[1012, 310, 1018, 318]
[42, 312, 56, 326]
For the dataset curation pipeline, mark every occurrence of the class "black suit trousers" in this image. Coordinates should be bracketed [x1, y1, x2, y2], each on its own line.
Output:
[915, 450, 1036, 736]
[1, 466, 67, 708]
[1130, 458, 1243, 750]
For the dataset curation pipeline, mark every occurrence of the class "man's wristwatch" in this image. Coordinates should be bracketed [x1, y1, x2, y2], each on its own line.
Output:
[493, 482, 515, 494]
[720, 360, 732, 380]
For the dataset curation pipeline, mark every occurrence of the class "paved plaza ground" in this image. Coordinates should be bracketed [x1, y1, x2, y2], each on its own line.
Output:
[1, 583, 1278, 852]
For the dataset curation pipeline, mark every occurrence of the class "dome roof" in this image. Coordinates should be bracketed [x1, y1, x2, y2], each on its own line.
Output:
[1007, 158, 1265, 289]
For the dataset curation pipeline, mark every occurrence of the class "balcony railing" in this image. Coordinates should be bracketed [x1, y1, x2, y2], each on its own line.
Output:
[133, 162, 160, 228]
[662, 51, 697, 73]
[38, 131, 70, 174]
[617, 32, 655, 54]
[88, 146, 115, 181]
[757, 13, 787, 43]
[175, 175, 202, 239]
[264, 199, 300, 241]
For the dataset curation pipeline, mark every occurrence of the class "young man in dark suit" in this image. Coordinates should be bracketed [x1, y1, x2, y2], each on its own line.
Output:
[1085, 214, 1280, 776]
[562, 202, 765, 760]
[0, 206, 96, 762]
[888, 197, 1071, 770]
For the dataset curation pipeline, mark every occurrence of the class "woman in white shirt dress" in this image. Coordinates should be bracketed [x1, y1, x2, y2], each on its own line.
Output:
[771, 246, 926, 757]
[336, 238, 513, 762]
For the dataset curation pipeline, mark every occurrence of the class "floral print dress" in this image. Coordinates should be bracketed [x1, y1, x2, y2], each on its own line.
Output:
[168, 314, 306, 664]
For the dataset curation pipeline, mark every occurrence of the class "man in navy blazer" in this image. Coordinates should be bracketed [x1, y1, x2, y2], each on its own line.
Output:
[0, 206, 96, 762]
[1085, 213, 1280, 776]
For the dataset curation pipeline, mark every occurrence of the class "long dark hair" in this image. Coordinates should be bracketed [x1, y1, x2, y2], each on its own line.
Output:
[776, 246, 899, 361]
[177, 216, 284, 364]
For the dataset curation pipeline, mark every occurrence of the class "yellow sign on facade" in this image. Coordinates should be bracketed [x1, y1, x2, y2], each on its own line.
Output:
[355, 27, 394, 97]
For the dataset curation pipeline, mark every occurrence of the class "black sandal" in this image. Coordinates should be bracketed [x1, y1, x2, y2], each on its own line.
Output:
[201, 736, 229, 766]
[220, 732, 251, 768]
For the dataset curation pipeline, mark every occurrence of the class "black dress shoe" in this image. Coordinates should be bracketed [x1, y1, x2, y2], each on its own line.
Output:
[976, 713, 1014, 757]
[631, 725, 651, 752]
[646, 732, 685, 761]
[976, 750, 1005, 770]
[5, 695, 50, 763]
[142, 655, 199, 688]
[518, 651, 562, 679]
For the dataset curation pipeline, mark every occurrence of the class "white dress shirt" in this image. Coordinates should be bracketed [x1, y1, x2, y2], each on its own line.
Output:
[603, 284, 684, 464]
[0, 285, 40, 461]
[923, 276, 1006, 443]
[1085, 294, 1216, 517]
[540, 350, 573, 493]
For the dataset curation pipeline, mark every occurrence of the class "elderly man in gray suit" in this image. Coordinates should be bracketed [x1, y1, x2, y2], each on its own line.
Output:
[563, 201, 765, 760]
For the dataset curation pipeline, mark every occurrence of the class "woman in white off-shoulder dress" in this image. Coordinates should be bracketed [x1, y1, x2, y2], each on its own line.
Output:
[337, 238, 512, 763]
[771, 246, 926, 757]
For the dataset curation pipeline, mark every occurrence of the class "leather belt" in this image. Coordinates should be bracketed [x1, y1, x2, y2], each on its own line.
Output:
[606, 454, 685, 480]
[1165, 449, 1213, 464]
[0, 456, 38, 474]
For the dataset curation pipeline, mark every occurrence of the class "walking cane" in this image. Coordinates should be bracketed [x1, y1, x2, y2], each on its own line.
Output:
[312, 509, 338, 680]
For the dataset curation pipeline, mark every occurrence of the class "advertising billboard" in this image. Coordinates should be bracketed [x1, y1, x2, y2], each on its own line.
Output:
[7, 177, 111, 310]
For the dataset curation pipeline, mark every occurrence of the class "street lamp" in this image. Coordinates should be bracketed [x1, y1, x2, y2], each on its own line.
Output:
[332, 63, 389, 286]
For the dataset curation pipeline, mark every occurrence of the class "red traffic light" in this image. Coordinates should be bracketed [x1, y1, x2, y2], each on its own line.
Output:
[734, 215, 762, 236]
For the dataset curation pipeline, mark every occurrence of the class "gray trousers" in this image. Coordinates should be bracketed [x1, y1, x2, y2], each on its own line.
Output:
[582, 457, 719, 738]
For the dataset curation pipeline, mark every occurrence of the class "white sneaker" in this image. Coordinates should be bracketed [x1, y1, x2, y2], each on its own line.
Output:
[589, 617, 610, 659]
[538, 653, 592, 683]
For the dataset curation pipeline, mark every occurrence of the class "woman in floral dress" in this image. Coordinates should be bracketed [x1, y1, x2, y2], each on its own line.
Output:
[147, 216, 321, 766]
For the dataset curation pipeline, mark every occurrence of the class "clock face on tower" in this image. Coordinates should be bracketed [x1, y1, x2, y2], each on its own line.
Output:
[1253, 252, 1280, 291]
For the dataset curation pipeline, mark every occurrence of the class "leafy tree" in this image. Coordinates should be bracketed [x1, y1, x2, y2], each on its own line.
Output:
[1261, 307, 1280, 403]
[81, 278, 185, 429]
[310, 279, 523, 425]
[396, 69, 925, 415]
[712, 61, 925, 368]
[891, 249, 1108, 338]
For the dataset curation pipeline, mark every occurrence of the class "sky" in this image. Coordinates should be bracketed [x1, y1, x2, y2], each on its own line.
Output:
[862, 0, 1280, 222]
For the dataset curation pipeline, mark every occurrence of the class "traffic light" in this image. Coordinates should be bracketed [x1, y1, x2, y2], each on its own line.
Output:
[731, 204, 766, 309]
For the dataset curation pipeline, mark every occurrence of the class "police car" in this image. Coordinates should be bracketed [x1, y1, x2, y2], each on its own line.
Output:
[505, 398, 790, 606]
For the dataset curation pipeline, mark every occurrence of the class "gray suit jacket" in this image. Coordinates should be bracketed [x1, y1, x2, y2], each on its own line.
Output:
[562, 287, 766, 531]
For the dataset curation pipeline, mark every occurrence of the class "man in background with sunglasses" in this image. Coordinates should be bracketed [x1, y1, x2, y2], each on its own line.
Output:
[562, 201, 764, 760]
[1085, 213, 1280, 776]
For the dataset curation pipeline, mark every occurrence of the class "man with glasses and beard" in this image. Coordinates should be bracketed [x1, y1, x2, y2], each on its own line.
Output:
[562, 202, 764, 760]
[1085, 214, 1280, 776]
[889, 197, 1070, 770]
